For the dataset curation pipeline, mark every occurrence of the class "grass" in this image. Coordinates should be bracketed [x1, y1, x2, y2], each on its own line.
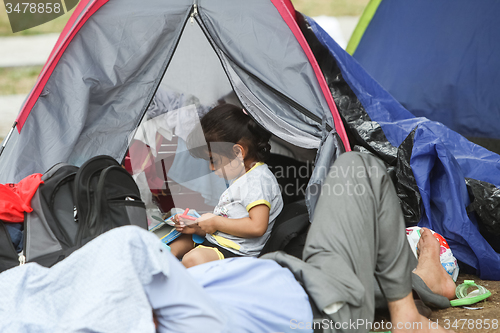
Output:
[0, 66, 43, 95]
[0, 4, 75, 95]
[291, 0, 370, 17]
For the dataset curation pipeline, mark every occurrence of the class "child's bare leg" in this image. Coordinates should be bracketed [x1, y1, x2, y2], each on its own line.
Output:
[413, 228, 456, 300]
[389, 292, 451, 333]
[169, 234, 195, 259]
[182, 247, 221, 268]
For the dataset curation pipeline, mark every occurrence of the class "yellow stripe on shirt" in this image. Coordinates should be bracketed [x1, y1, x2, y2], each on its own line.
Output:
[246, 199, 271, 212]
[211, 235, 241, 251]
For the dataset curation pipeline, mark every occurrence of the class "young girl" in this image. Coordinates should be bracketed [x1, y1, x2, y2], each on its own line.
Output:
[169, 103, 283, 268]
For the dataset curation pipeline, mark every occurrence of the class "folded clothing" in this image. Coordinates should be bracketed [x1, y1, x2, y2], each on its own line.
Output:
[5, 223, 23, 252]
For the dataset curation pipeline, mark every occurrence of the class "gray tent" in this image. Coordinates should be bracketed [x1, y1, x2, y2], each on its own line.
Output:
[0, 0, 351, 217]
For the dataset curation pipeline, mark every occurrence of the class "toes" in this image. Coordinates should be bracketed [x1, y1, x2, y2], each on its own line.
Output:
[420, 228, 438, 245]
[420, 228, 432, 238]
[417, 228, 430, 248]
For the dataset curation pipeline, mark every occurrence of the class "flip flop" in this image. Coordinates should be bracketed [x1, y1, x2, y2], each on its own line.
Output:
[450, 280, 491, 307]
[411, 273, 451, 308]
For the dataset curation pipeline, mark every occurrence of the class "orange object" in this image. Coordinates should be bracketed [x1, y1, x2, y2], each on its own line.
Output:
[178, 209, 197, 225]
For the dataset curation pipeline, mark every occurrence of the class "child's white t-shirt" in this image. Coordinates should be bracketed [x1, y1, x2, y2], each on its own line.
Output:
[205, 162, 283, 256]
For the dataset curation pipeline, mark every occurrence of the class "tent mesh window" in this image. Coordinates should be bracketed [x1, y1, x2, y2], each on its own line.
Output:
[124, 16, 315, 221]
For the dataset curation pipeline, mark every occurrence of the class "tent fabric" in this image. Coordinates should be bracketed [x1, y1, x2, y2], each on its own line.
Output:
[269, 0, 351, 151]
[351, 0, 500, 144]
[304, 16, 500, 280]
[0, 0, 348, 223]
[15, 0, 352, 153]
[0, 0, 347, 184]
[16, 0, 109, 129]
[1, 0, 192, 181]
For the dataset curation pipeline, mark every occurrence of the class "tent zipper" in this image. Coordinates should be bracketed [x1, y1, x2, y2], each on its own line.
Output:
[50, 174, 77, 248]
[19, 253, 25, 265]
[19, 217, 28, 265]
[123, 8, 192, 165]
[190, 3, 198, 24]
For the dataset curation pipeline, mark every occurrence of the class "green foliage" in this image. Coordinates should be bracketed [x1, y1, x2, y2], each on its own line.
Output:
[0, 66, 43, 95]
[291, 0, 370, 17]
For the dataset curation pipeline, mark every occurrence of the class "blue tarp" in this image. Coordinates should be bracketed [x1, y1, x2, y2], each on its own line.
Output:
[351, 0, 500, 141]
[308, 18, 500, 280]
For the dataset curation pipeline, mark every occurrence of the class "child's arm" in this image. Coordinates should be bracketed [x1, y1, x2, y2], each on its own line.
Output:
[196, 205, 270, 238]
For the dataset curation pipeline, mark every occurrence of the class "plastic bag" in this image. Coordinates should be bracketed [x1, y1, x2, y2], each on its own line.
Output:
[406, 227, 459, 282]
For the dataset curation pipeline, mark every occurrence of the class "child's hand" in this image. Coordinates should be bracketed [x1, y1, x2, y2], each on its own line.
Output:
[174, 214, 198, 234]
[196, 213, 218, 234]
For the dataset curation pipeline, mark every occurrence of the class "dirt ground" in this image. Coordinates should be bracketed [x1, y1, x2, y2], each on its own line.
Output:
[375, 273, 500, 333]
[429, 273, 500, 333]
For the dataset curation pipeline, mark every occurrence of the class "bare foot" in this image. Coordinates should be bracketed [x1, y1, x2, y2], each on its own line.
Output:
[413, 228, 456, 300]
[389, 293, 454, 333]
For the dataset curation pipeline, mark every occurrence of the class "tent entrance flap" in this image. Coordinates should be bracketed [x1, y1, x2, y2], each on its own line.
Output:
[125, 18, 232, 216]
[124, 15, 324, 217]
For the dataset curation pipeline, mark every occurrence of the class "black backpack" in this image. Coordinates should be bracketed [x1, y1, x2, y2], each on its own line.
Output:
[0, 155, 147, 273]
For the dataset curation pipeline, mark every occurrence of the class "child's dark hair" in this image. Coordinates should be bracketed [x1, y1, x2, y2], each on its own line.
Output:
[188, 104, 271, 163]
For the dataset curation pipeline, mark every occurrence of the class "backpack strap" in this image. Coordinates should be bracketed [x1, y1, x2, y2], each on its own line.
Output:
[73, 155, 119, 232]
[0, 220, 21, 273]
[26, 163, 78, 262]
[94, 165, 147, 230]
[76, 162, 147, 244]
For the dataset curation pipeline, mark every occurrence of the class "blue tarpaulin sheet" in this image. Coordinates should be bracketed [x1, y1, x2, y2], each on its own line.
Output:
[309, 18, 500, 280]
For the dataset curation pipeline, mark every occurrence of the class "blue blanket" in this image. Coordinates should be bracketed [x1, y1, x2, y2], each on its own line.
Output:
[0, 226, 312, 332]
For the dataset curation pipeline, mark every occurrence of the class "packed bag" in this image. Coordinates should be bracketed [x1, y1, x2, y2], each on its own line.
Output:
[0, 155, 147, 273]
